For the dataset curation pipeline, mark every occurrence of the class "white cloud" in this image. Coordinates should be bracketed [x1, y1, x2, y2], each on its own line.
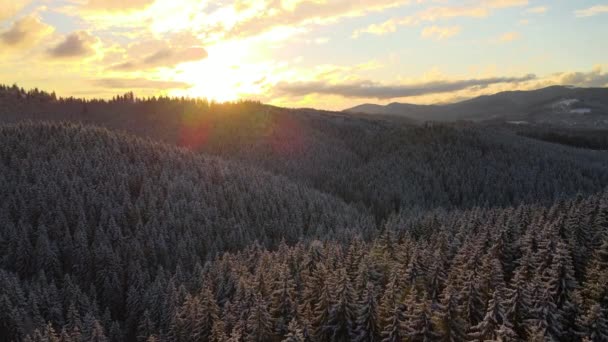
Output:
[354, 0, 528, 37]
[575, 5, 608, 17]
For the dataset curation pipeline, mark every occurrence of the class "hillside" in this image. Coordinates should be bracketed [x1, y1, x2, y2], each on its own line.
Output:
[3, 85, 608, 221]
[2, 87, 608, 341]
[345, 86, 608, 128]
[2, 151, 607, 340]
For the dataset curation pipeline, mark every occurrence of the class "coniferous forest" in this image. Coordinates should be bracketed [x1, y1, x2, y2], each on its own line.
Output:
[1, 85, 608, 341]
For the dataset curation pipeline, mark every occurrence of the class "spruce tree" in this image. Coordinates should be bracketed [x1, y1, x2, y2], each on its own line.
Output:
[245, 294, 273, 342]
[323, 268, 356, 342]
[354, 283, 380, 342]
[433, 289, 467, 342]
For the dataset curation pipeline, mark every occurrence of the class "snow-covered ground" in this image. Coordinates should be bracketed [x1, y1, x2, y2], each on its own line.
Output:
[550, 98, 592, 115]
[553, 98, 579, 107]
[570, 108, 592, 114]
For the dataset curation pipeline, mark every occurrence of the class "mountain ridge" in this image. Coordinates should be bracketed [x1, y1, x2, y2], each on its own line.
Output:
[344, 85, 608, 128]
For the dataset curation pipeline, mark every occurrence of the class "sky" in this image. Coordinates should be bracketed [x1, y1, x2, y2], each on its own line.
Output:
[1, 0, 608, 110]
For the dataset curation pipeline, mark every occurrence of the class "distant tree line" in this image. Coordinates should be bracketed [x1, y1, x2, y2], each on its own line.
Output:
[515, 125, 608, 150]
[2, 85, 608, 222]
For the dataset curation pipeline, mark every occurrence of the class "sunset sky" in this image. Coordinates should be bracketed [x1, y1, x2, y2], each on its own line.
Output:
[1, 0, 608, 110]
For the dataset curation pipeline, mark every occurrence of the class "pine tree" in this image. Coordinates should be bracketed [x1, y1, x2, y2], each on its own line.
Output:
[403, 294, 439, 342]
[494, 323, 519, 342]
[210, 319, 228, 342]
[312, 272, 333, 341]
[459, 271, 485, 326]
[137, 310, 156, 342]
[245, 294, 273, 342]
[282, 319, 305, 342]
[433, 289, 467, 342]
[576, 304, 608, 342]
[529, 289, 563, 341]
[581, 235, 608, 308]
[199, 285, 220, 341]
[271, 264, 296, 338]
[354, 283, 380, 342]
[380, 303, 405, 342]
[504, 271, 532, 339]
[323, 268, 356, 342]
[171, 293, 204, 342]
[468, 290, 511, 341]
[541, 240, 578, 340]
[90, 320, 109, 342]
[377, 274, 400, 334]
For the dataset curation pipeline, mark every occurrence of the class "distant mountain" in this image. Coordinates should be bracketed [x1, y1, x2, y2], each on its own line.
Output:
[344, 86, 608, 128]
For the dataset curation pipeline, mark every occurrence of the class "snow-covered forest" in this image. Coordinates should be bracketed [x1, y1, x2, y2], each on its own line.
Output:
[1, 85, 608, 341]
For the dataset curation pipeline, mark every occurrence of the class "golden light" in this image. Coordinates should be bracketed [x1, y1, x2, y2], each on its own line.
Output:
[168, 33, 290, 102]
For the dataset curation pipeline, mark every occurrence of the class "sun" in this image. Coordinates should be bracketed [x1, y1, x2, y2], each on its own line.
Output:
[168, 38, 274, 103]
[169, 42, 242, 102]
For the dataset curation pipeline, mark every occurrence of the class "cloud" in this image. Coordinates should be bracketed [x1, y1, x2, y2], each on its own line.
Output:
[0, 15, 54, 49]
[63, 0, 410, 45]
[421, 26, 461, 40]
[91, 78, 192, 89]
[352, 20, 402, 37]
[555, 67, 608, 87]
[0, 1, 31, 22]
[109, 46, 207, 71]
[524, 6, 548, 14]
[275, 74, 536, 99]
[575, 5, 608, 17]
[81, 0, 155, 12]
[484, 0, 528, 8]
[227, 0, 410, 39]
[47, 31, 97, 58]
[499, 31, 520, 42]
[353, 0, 528, 37]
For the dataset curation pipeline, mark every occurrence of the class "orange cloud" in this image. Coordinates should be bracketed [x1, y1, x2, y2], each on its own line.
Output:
[109, 47, 207, 71]
[0, 1, 31, 22]
[227, 0, 410, 39]
[0, 15, 54, 49]
[421, 26, 461, 40]
[82, 0, 156, 12]
[575, 5, 608, 17]
[354, 0, 528, 37]
[91, 77, 191, 89]
[499, 31, 520, 42]
[555, 66, 608, 87]
[524, 6, 548, 14]
[47, 31, 98, 58]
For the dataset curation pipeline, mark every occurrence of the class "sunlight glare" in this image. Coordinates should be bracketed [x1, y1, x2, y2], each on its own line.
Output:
[170, 39, 277, 102]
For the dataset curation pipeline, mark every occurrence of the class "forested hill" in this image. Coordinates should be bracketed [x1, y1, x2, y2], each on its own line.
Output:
[2, 85, 608, 220]
[0, 122, 373, 255]
[345, 86, 608, 128]
[2, 86, 608, 341]
[2, 136, 607, 340]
